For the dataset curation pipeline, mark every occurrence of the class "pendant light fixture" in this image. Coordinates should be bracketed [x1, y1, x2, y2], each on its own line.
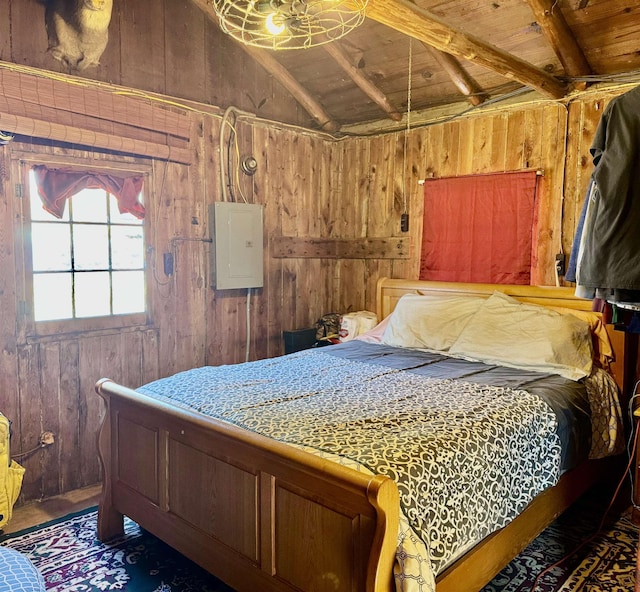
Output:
[213, 0, 368, 50]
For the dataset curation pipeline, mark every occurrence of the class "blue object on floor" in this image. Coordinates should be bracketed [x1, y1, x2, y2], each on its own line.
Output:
[0, 547, 46, 592]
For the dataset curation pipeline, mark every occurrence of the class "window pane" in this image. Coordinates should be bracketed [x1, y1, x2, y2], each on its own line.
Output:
[109, 194, 143, 225]
[112, 271, 145, 314]
[33, 274, 72, 321]
[75, 272, 111, 318]
[29, 168, 146, 326]
[72, 188, 108, 222]
[29, 173, 69, 222]
[111, 226, 144, 269]
[31, 223, 71, 271]
[73, 224, 109, 270]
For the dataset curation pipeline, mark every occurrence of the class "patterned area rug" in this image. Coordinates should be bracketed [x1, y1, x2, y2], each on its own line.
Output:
[0, 508, 232, 592]
[482, 487, 638, 592]
[0, 491, 637, 591]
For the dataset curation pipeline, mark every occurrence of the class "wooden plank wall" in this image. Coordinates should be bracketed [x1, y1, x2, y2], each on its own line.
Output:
[404, 102, 570, 286]
[1, 87, 625, 503]
[0, 44, 631, 504]
[0, 113, 414, 502]
[0, 0, 310, 130]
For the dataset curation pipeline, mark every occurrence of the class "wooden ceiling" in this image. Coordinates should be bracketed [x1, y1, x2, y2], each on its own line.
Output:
[190, 0, 640, 133]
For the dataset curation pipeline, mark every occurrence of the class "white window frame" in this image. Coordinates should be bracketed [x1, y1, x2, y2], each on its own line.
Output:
[14, 156, 152, 339]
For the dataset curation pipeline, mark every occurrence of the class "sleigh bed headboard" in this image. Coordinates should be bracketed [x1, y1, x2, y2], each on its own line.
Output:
[375, 278, 627, 395]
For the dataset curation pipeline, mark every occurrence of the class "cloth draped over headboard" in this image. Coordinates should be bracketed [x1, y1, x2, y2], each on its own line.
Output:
[420, 170, 539, 284]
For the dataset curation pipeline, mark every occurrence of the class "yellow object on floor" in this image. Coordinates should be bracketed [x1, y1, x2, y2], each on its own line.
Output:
[0, 412, 25, 529]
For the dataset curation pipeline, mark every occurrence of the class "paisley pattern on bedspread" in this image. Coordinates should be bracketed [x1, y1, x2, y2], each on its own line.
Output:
[287, 443, 436, 592]
[138, 349, 562, 591]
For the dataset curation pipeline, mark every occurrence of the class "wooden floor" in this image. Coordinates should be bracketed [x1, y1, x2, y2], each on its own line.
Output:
[1, 484, 102, 536]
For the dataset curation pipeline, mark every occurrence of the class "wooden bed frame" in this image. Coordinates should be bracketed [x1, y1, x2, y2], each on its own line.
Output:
[95, 278, 628, 592]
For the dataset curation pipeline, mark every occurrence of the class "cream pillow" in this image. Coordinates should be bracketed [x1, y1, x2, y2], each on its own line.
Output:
[546, 306, 613, 367]
[449, 291, 593, 380]
[382, 293, 485, 351]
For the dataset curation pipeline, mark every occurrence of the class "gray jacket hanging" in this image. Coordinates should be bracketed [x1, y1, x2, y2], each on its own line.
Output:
[577, 85, 640, 296]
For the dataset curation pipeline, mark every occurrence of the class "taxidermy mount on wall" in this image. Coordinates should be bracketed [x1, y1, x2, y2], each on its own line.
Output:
[45, 0, 113, 71]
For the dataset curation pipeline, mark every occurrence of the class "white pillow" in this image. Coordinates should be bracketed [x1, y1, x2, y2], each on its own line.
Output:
[382, 293, 485, 351]
[449, 291, 593, 380]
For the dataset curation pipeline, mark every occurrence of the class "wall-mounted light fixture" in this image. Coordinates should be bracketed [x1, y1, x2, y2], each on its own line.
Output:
[241, 155, 258, 176]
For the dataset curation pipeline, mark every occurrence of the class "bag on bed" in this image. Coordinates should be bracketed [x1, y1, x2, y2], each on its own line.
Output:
[339, 311, 378, 342]
[315, 313, 342, 344]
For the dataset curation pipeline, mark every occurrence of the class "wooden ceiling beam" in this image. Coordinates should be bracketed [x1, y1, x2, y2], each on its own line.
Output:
[525, 0, 592, 78]
[365, 0, 568, 99]
[190, 0, 340, 132]
[424, 46, 485, 106]
[323, 42, 402, 121]
[241, 45, 341, 131]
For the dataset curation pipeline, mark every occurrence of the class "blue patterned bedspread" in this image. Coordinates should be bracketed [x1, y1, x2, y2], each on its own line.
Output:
[138, 341, 574, 585]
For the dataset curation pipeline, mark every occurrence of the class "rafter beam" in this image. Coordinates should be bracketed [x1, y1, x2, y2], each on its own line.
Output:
[323, 42, 402, 121]
[241, 45, 340, 131]
[365, 0, 568, 99]
[525, 0, 592, 78]
[424, 46, 485, 106]
[190, 0, 340, 132]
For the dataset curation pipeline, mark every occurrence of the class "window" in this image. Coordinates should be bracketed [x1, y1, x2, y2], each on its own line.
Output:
[419, 170, 540, 285]
[27, 168, 146, 324]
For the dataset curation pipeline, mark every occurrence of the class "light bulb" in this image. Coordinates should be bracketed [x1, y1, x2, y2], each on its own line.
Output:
[265, 12, 286, 35]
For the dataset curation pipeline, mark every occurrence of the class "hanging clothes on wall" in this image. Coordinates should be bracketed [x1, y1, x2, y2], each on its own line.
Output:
[566, 178, 592, 284]
[574, 85, 640, 308]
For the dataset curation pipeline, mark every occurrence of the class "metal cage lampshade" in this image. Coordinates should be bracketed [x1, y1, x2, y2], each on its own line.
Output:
[213, 0, 368, 50]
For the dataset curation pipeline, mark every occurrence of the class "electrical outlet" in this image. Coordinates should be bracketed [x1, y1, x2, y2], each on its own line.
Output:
[555, 253, 566, 276]
[39, 431, 55, 447]
[163, 252, 174, 276]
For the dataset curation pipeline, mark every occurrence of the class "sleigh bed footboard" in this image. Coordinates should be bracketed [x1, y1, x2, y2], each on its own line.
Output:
[95, 377, 400, 592]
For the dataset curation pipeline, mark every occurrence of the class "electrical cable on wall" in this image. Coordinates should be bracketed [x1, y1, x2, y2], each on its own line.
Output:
[627, 379, 640, 504]
[226, 110, 238, 202]
[554, 102, 570, 287]
[530, 377, 640, 591]
[530, 425, 637, 591]
[220, 106, 234, 203]
[11, 431, 55, 461]
[219, 106, 250, 204]
[151, 160, 174, 288]
[401, 38, 412, 233]
[218, 106, 258, 362]
[5, 60, 640, 145]
[246, 288, 252, 362]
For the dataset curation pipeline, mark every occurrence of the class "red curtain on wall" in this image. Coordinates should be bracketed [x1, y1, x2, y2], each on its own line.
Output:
[419, 170, 539, 284]
[32, 165, 145, 220]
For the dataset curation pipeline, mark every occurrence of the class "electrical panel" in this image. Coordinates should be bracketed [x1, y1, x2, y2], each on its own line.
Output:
[209, 202, 264, 290]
